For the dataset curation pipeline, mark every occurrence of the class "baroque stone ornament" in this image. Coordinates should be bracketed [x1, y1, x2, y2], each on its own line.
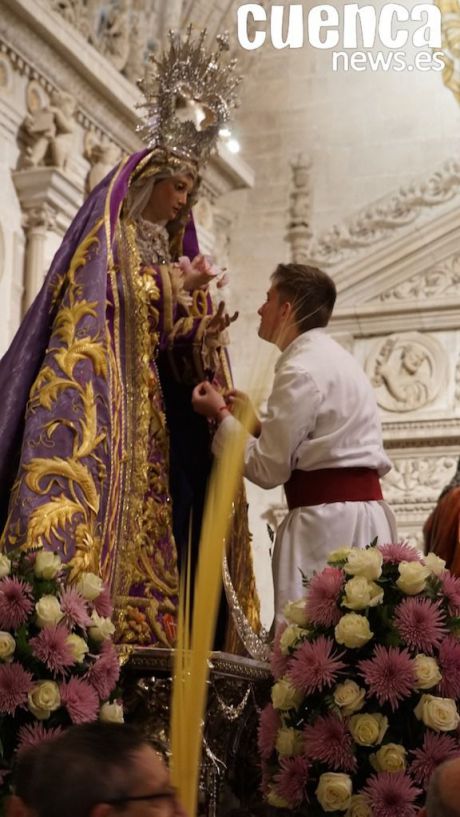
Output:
[285, 153, 313, 264]
[84, 131, 122, 192]
[382, 456, 457, 504]
[379, 253, 460, 301]
[20, 89, 77, 171]
[306, 156, 460, 267]
[434, 0, 460, 103]
[366, 332, 447, 412]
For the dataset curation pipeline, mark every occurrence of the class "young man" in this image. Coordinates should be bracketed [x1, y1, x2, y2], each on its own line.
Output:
[192, 263, 396, 624]
[420, 757, 460, 817]
[7, 722, 187, 817]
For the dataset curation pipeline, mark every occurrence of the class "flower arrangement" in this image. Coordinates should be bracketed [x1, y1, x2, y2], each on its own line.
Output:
[0, 549, 122, 798]
[259, 543, 460, 816]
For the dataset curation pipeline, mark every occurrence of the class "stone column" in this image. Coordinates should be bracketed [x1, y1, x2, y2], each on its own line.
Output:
[22, 204, 57, 311]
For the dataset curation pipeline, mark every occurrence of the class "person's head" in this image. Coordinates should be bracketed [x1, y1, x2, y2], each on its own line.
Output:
[257, 263, 336, 350]
[420, 758, 460, 817]
[144, 173, 195, 224]
[8, 723, 186, 817]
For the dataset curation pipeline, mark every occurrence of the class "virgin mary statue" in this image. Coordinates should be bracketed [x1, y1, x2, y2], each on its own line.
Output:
[0, 29, 260, 650]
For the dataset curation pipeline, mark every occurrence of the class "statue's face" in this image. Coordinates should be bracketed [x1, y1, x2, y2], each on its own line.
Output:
[148, 174, 195, 223]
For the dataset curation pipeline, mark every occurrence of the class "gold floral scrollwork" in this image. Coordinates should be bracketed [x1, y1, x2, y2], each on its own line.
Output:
[435, 0, 460, 102]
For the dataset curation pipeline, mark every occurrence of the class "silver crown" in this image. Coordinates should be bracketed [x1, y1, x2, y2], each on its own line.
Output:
[138, 26, 241, 166]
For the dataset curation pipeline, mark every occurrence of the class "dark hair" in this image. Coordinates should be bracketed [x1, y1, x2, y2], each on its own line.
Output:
[13, 723, 150, 817]
[271, 263, 336, 331]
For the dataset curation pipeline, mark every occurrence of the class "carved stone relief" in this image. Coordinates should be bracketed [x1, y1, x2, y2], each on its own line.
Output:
[382, 456, 457, 504]
[434, 0, 460, 103]
[84, 131, 121, 192]
[0, 54, 13, 93]
[379, 253, 460, 302]
[366, 332, 447, 413]
[285, 154, 312, 264]
[20, 88, 77, 172]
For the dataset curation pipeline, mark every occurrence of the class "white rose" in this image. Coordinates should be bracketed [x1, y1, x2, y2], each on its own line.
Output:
[283, 599, 309, 627]
[424, 553, 446, 577]
[333, 680, 366, 716]
[316, 773, 352, 812]
[370, 743, 407, 772]
[28, 680, 61, 720]
[267, 790, 289, 808]
[344, 548, 383, 581]
[271, 678, 303, 711]
[0, 555, 11, 578]
[35, 595, 64, 628]
[342, 576, 384, 611]
[328, 547, 352, 564]
[275, 726, 304, 756]
[34, 551, 62, 580]
[77, 572, 104, 601]
[0, 632, 15, 662]
[99, 702, 124, 723]
[396, 561, 430, 595]
[349, 713, 388, 746]
[66, 634, 88, 664]
[413, 655, 442, 690]
[345, 795, 372, 817]
[89, 611, 115, 643]
[335, 613, 373, 649]
[414, 694, 460, 732]
[279, 624, 309, 655]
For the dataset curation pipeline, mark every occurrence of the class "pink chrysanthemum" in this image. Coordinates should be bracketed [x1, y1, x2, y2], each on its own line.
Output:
[59, 586, 91, 629]
[273, 756, 310, 808]
[410, 731, 460, 789]
[92, 585, 113, 618]
[0, 662, 32, 715]
[60, 678, 99, 724]
[437, 637, 460, 698]
[0, 577, 34, 630]
[305, 567, 344, 628]
[359, 645, 416, 710]
[87, 640, 120, 699]
[258, 704, 281, 760]
[288, 636, 346, 695]
[394, 598, 447, 655]
[17, 722, 64, 755]
[379, 543, 422, 564]
[304, 713, 356, 772]
[270, 623, 290, 680]
[30, 625, 75, 675]
[440, 572, 460, 617]
[364, 772, 421, 817]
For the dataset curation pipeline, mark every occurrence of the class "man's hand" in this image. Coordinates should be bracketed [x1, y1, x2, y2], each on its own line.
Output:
[206, 301, 239, 336]
[192, 381, 230, 422]
[226, 389, 261, 436]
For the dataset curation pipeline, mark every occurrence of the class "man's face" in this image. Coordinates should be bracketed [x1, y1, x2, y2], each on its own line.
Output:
[148, 174, 194, 223]
[257, 285, 287, 345]
[105, 746, 187, 817]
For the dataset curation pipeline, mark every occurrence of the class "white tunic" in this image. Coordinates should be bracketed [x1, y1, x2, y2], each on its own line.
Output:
[213, 328, 397, 624]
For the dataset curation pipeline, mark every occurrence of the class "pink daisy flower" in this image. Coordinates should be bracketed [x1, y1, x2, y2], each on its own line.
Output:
[437, 637, 460, 698]
[30, 625, 75, 675]
[364, 772, 421, 817]
[258, 703, 281, 760]
[17, 722, 63, 755]
[92, 585, 113, 618]
[59, 587, 91, 629]
[306, 567, 344, 628]
[410, 731, 460, 789]
[288, 636, 346, 695]
[270, 623, 290, 680]
[86, 640, 120, 699]
[304, 713, 356, 772]
[359, 645, 416, 710]
[60, 678, 99, 724]
[0, 662, 32, 715]
[441, 572, 460, 617]
[379, 543, 422, 564]
[394, 598, 447, 654]
[0, 577, 34, 630]
[274, 756, 309, 808]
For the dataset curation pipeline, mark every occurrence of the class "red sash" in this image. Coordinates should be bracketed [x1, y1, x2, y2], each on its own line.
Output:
[284, 467, 383, 510]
